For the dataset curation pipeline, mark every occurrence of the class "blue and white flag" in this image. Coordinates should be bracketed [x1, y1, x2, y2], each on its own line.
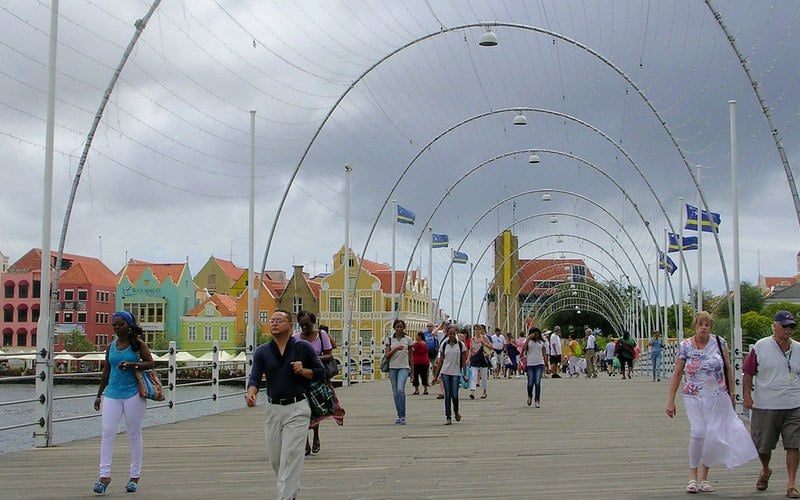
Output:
[432, 234, 449, 248]
[685, 204, 721, 232]
[397, 205, 415, 225]
[667, 232, 699, 252]
[658, 251, 677, 275]
[452, 251, 468, 264]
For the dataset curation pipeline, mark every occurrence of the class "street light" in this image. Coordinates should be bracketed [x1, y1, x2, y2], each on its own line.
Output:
[528, 154, 541, 164]
[513, 112, 527, 125]
[478, 28, 498, 47]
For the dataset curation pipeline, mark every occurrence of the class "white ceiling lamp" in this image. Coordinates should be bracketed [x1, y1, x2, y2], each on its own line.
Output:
[528, 154, 541, 164]
[556, 235, 563, 243]
[550, 215, 558, 224]
[572, 291, 578, 296]
[541, 193, 551, 202]
[559, 252, 566, 259]
[513, 112, 527, 125]
[478, 28, 498, 47]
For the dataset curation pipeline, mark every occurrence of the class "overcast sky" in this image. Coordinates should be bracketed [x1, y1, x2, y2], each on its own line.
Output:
[1, 1, 799, 321]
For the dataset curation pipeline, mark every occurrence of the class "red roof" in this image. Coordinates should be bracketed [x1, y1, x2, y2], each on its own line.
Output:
[59, 258, 117, 286]
[213, 257, 245, 281]
[764, 276, 797, 289]
[8, 248, 93, 273]
[360, 257, 390, 274]
[121, 259, 188, 285]
[518, 259, 593, 295]
[187, 293, 238, 317]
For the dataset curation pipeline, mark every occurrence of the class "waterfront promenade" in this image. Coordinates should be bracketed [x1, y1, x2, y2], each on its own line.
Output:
[0, 372, 783, 499]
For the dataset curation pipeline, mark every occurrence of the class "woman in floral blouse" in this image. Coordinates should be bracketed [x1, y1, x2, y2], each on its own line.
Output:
[666, 311, 756, 493]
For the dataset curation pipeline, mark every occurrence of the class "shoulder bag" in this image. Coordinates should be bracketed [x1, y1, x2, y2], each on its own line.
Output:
[307, 379, 335, 418]
[135, 369, 165, 401]
[380, 342, 391, 373]
[319, 331, 341, 379]
[714, 335, 731, 394]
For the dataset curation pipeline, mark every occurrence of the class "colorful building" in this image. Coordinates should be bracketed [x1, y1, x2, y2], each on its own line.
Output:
[233, 272, 285, 343]
[277, 265, 320, 319]
[116, 260, 197, 345]
[179, 293, 238, 352]
[193, 256, 245, 296]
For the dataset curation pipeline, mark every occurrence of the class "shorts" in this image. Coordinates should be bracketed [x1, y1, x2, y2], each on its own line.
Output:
[750, 407, 800, 453]
[549, 355, 562, 366]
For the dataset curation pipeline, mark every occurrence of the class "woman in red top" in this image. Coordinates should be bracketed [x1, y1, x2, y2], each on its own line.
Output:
[411, 331, 430, 395]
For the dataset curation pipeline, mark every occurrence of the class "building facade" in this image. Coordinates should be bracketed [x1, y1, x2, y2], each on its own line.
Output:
[179, 293, 238, 352]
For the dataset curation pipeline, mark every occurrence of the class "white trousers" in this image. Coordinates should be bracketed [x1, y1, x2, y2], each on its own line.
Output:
[264, 399, 312, 500]
[469, 366, 489, 391]
[99, 394, 147, 478]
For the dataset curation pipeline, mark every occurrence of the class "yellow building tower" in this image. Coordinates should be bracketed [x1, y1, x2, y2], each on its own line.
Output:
[491, 230, 522, 335]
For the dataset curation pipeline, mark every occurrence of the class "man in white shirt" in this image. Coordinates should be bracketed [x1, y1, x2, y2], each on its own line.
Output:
[585, 327, 598, 378]
[549, 326, 562, 378]
[490, 328, 506, 378]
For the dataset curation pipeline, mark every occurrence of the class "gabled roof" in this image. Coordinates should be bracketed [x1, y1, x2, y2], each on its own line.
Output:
[186, 293, 238, 317]
[121, 259, 188, 285]
[764, 276, 797, 289]
[518, 258, 593, 295]
[359, 257, 390, 274]
[770, 282, 800, 300]
[307, 280, 321, 299]
[59, 258, 117, 287]
[8, 248, 91, 273]
[212, 257, 245, 281]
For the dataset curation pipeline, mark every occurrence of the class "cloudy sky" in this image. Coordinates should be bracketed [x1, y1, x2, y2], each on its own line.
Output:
[1, 1, 799, 321]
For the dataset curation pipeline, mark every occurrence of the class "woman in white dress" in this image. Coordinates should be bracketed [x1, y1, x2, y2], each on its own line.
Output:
[666, 311, 757, 493]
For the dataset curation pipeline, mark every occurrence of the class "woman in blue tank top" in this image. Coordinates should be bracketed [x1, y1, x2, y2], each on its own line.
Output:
[92, 311, 154, 495]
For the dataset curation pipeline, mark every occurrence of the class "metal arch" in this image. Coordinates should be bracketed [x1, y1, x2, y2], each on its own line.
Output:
[260, 21, 730, 316]
[535, 288, 626, 333]
[538, 298, 621, 331]
[437, 192, 664, 312]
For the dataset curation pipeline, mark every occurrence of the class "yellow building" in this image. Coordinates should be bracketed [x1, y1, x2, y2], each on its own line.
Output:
[319, 247, 429, 379]
[193, 256, 245, 296]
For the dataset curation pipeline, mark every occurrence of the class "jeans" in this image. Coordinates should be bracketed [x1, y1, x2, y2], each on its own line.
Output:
[651, 352, 662, 380]
[389, 368, 409, 418]
[526, 364, 545, 401]
[442, 374, 460, 419]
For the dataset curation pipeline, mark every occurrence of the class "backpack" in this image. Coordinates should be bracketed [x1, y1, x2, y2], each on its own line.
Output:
[424, 331, 439, 354]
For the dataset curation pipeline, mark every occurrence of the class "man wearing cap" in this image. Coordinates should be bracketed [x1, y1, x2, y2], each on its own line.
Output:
[743, 310, 800, 498]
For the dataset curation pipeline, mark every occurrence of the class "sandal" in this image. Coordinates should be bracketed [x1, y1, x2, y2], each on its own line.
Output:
[699, 480, 714, 493]
[93, 480, 110, 495]
[788, 486, 800, 499]
[686, 479, 698, 494]
[126, 480, 138, 493]
[311, 442, 320, 454]
[757, 467, 772, 491]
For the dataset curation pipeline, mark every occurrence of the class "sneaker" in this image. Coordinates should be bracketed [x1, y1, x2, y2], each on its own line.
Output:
[535, 401, 540, 408]
[445, 418, 452, 425]
[394, 418, 402, 424]
[399, 417, 406, 425]
[125, 480, 138, 493]
[455, 413, 461, 422]
[527, 396, 532, 406]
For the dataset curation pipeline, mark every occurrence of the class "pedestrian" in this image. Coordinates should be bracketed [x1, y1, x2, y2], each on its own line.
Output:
[549, 326, 563, 378]
[92, 311, 155, 495]
[521, 326, 548, 407]
[434, 321, 447, 399]
[432, 324, 468, 424]
[616, 331, 636, 380]
[649, 330, 663, 382]
[743, 310, 800, 498]
[468, 324, 492, 399]
[490, 328, 505, 378]
[410, 331, 430, 395]
[666, 311, 757, 494]
[246, 310, 325, 500]
[505, 334, 519, 378]
[293, 310, 338, 456]
[384, 319, 412, 424]
[605, 338, 617, 376]
[585, 327, 598, 378]
[567, 335, 582, 377]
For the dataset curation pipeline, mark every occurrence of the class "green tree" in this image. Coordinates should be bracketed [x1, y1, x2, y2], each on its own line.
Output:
[150, 333, 169, 351]
[712, 281, 765, 318]
[61, 330, 94, 353]
[741, 311, 772, 347]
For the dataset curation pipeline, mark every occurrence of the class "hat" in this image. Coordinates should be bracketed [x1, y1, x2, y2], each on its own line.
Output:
[775, 310, 797, 327]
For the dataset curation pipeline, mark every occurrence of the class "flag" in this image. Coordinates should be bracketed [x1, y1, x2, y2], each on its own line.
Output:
[432, 233, 449, 248]
[667, 232, 699, 252]
[685, 204, 721, 232]
[396, 205, 415, 225]
[658, 251, 677, 275]
[452, 251, 468, 264]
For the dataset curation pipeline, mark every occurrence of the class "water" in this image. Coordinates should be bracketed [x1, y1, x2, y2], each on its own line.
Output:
[0, 383, 247, 455]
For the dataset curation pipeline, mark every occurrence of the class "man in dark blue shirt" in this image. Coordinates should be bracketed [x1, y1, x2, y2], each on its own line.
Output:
[246, 309, 324, 500]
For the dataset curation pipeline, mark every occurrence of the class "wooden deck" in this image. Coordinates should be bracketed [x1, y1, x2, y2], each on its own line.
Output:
[0, 371, 787, 499]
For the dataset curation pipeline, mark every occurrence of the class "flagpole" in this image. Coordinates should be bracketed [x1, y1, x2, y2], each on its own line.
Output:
[450, 250, 455, 321]
[663, 229, 669, 338]
[429, 227, 434, 323]
[470, 263, 475, 328]
[678, 197, 685, 342]
[391, 200, 396, 320]
[343, 164, 351, 387]
[730, 99, 743, 414]
[696, 164, 703, 312]
[655, 251, 660, 333]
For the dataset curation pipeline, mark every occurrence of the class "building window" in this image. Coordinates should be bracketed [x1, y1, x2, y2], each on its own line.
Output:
[63, 312, 73, 323]
[95, 334, 108, 348]
[18, 283, 28, 298]
[243, 311, 248, 323]
[31, 308, 40, 322]
[77, 312, 87, 323]
[4, 283, 13, 299]
[359, 297, 372, 312]
[17, 332, 27, 346]
[329, 297, 342, 312]
[259, 310, 269, 324]
[3, 307, 13, 322]
[32, 280, 40, 298]
[64, 289, 74, 301]
[31, 332, 36, 346]
[188, 325, 196, 341]
[330, 329, 342, 347]
[78, 289, 88, 301]
[359, 330, 372, 346]
[3, 332, 12, 346]
[292, 297, 302, 314]
[17, 308, 28, 323]
[220, 326, 228, 341]
[204, 304, 215, 317]
[204, 325, 212, 342]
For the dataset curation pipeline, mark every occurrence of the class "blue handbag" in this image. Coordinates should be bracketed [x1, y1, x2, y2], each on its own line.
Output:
[135, 370, 165, 401]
